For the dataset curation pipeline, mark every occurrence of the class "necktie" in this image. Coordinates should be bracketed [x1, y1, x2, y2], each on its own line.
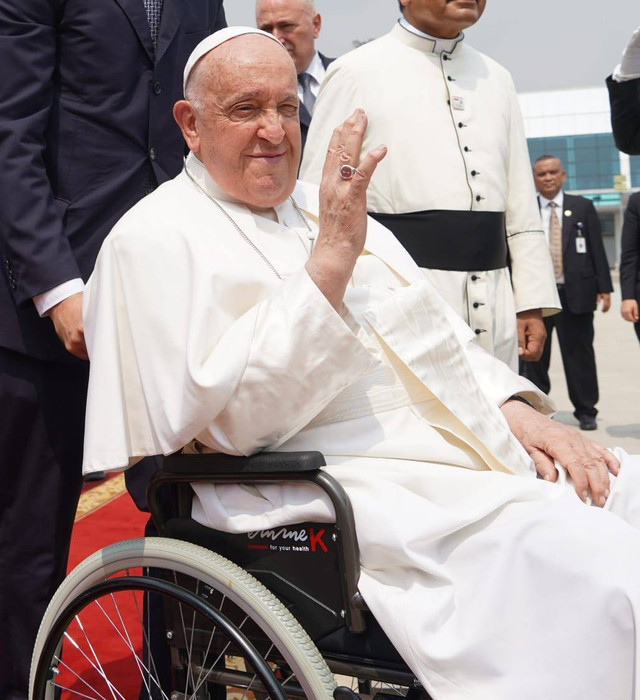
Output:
[298, 73, 316, 113]
[548, 201, 563, 279]
[143, 0, 164, 51]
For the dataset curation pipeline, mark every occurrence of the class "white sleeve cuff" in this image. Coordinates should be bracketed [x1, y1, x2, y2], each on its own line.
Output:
[33, 278, 85, 317]
[612, 63, 640, 82]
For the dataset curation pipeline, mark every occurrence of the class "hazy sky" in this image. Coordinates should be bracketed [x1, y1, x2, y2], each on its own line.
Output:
[225, 1, 640, 93]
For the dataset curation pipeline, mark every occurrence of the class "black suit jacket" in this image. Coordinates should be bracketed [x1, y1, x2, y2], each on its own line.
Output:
[620, 191, 640, 304]
[542, 193, 613, 315]
[299, 52, 334, 155]
[0, 0, 226, 361]
[606, 74, 640, 155]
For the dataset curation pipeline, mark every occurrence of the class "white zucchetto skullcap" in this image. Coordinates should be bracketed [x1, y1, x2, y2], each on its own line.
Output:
[183, 26, 285, 94]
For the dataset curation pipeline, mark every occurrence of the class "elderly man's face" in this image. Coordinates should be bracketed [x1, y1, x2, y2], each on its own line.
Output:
[402, 0, 486, 38]
[181, 36, 301, 208]
[256, 0, 321, 74]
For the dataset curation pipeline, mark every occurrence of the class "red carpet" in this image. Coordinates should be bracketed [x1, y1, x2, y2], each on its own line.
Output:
[68, 478, 149, 571]
[57, 482, 150, 699]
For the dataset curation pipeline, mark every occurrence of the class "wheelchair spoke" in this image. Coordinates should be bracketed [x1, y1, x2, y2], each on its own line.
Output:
[175, 591, 202, 695]
[189, 599, 218, 695]
[62, 628, 125, 700]
[48, 681, 104, 700]
[98, 593, 171, 700]
[136, 582, 172, 700]
[51, 652, 108, 700]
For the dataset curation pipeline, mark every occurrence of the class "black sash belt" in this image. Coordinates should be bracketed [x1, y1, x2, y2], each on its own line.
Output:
[369, 210, 508, 271]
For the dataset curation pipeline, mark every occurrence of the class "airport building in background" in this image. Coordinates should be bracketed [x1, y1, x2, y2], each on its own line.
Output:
[519, 86, 638, 268]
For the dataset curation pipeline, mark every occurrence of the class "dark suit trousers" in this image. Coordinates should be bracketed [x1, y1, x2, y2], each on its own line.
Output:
[0, 347, 88, 700]
[521, 287, 598, 419]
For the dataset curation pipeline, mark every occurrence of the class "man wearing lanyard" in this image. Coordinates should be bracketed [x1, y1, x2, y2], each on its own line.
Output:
[521, 155, 613, 431]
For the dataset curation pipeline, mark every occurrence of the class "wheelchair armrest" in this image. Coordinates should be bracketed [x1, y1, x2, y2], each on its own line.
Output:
[161, 450, 327, 476]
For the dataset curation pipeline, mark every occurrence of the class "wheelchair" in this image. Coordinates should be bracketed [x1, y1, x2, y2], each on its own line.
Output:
[29, 451, 434, 700]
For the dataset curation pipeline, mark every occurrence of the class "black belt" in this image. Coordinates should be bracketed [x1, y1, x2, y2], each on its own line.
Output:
[369, 210, 508, 271]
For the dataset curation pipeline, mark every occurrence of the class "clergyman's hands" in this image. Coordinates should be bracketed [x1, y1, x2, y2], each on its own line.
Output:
[501, 399, 620, 507]
[49, 292, 88, 360]
[516, 309, 546, 361]
[306, 109, 387, 310]
[621, 298, 639, 323]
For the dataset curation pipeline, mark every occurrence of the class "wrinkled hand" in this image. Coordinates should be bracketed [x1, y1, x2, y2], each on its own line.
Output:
[619, 26, 640, 78]
[49, 292, 88, 360]
[621, 298, 639, 323]
[306, 109, 387, 310]
[501, 399, 619, 506]
[517, 309, 546, 361]
[597, 293, 611, 313]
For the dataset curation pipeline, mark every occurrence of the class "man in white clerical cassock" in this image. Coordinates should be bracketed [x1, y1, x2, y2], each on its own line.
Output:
[83, 27, 640, 700]
[300, 0, 561, 371]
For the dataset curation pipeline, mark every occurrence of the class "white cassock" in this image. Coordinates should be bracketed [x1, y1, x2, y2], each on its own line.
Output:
[84, 153, 640, 700]
[300, 21, 560, 369]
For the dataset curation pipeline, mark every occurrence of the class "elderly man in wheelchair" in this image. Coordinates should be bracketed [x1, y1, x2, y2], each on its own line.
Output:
[30, 26, 640, 700]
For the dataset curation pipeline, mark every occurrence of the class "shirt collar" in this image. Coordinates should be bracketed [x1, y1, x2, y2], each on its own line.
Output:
[299, 51, 325, 85]
[538, 191, 564, 209]
[397, 16, 464, 54]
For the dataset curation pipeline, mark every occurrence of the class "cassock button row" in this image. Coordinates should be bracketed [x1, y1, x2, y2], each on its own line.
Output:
[471, 170, 478, 176]
[475, 195, 483, 202]
[471, 274, 479, 281]
[458, 122, 465, 128]
[464, 146, 470, 152]
[474, 329, 485, 335]
[473, 301, 482, 308]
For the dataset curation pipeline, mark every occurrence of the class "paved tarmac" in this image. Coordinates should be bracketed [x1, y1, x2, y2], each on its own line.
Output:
[542, 275, 640, 454]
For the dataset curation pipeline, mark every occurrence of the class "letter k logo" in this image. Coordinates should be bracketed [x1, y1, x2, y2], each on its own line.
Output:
[308, 528, 328, 553]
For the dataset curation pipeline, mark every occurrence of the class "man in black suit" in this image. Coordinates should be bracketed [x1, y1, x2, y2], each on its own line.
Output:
[521, 155, 613, 431]
[620, 191, 640, 343]
[607, 26, 640, 155]
[0, 2, 226, 697]
[255, 0, 333, 154]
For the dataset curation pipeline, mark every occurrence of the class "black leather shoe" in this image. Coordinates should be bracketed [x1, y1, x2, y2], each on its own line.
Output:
[83, 470, 107, 482]
[578, 416, 597, 431]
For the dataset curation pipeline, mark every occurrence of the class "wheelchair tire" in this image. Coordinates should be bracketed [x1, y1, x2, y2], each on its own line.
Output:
[29, 537, 337, 700]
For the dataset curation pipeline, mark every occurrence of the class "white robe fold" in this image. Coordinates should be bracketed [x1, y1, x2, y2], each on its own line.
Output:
[84, 153, 640, 700]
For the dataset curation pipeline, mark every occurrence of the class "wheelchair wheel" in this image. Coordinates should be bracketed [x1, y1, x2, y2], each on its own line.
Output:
[29, 537, 337, 700]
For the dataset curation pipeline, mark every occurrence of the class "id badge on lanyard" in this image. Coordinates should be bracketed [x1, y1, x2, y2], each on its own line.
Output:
[576, 222, 586, 253]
